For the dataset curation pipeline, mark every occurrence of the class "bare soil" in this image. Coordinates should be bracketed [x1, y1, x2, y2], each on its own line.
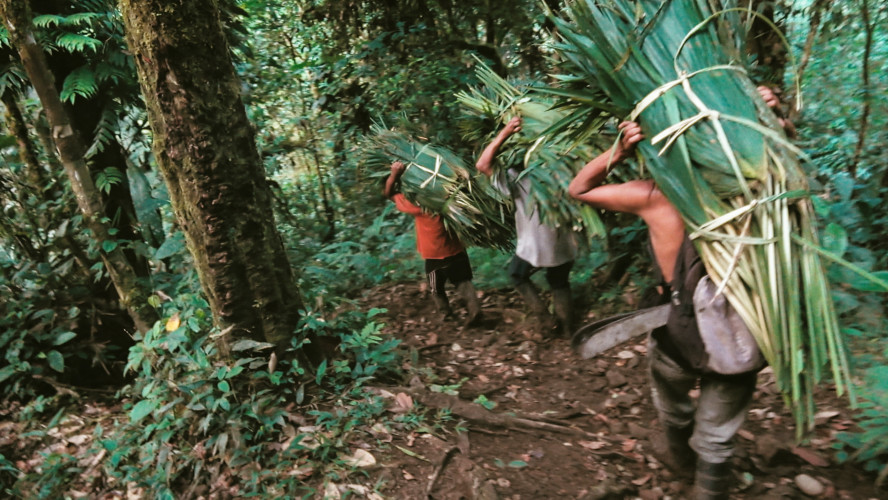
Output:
[362, 281, 887, 500]
[2, 281, 885, 499]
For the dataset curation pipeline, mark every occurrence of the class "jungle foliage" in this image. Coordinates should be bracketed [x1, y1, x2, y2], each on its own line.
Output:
[0, 0, 885, 496]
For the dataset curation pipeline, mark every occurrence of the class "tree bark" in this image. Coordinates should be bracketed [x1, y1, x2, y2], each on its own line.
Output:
[36, 0, 151, 278]
[791, 0, 830, 121]
[747, 0, 788, 86]
[850, 0, 873, 177]
[2, 90, 46, 190]
[0, 0, 158, 333]
[118, 0, 319, 361]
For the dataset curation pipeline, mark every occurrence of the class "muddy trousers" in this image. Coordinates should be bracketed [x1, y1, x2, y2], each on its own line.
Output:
[648, 337, 757, 465]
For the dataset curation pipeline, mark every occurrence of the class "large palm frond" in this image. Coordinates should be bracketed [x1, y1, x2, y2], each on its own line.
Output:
[550, 0, 853, 435]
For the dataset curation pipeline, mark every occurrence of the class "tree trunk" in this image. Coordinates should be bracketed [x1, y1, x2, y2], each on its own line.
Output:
[35, 0, 151, 279]
[747, 0, 788, 86]
[850, 0, 873, 178]
[118, 0, 320, 362]
[2, 90, 46, 190]
[2, 87, 98, 285]
[1, 0, 158, 334]
[791, 0, 830, 121]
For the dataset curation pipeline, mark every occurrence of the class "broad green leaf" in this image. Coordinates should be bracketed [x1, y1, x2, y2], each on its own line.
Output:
[316, 359, 328, 386]
[154, 232, 185, 260]
[231, 339, 274, 351]
[849, 271, 888, 292]
[130, 399, 156, 423]
[821, 223, 848, 257]
[53, 331, 77, 346]
[0, 365, 16, 384]
[47, 350, 64, 372]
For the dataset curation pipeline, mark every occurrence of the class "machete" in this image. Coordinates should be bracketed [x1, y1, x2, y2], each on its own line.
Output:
[571, 304, 670, 359]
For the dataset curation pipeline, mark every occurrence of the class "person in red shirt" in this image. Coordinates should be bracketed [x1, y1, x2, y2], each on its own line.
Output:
[384, 161, 481, 325]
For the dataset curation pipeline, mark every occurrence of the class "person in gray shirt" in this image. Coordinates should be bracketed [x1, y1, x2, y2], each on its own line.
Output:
[475, 116, 578, 336]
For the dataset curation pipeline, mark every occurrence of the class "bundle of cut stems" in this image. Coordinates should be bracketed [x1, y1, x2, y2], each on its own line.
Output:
[549, 0, 853, 435]
[365, 127, 515, 251]
[456, 59, 607, 238]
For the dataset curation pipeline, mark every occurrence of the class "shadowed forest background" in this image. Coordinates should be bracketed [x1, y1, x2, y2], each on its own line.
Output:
[0, 0, 886, 498]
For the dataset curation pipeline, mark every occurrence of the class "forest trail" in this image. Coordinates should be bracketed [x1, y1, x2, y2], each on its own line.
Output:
[363, 281, 885, 500]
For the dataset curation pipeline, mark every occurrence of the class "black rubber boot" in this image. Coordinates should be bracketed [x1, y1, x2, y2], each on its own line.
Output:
[516, 282, 556, 334]
[664, 425, 696, 476]
[693, 459, 731, 500]
[552, 287, 573, 337]
[456, 281, 481, 326]
[431, 293, 452, 320]
[515, 282, 546, 314]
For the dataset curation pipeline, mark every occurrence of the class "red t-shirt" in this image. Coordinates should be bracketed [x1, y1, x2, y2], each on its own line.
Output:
[392, 194, 464, 260]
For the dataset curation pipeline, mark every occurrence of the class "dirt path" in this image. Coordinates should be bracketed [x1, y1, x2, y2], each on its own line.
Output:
[364, 281, 886, 500]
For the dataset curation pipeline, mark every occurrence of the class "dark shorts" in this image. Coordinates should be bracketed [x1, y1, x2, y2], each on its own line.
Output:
[425, 251, 473, 294]
[508, 255, 573, 290]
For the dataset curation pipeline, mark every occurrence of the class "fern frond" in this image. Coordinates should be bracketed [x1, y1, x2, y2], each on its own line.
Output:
[55, 33, 102, 53]
[95, 62, 128, 86]
[86, 106, 119, 159]
[62, 13, 104, 28]
[0, 64, 28, 96]
[60, 66, 98, 103]
[95, 167, 124, 195]
[32, 15, 67, 29]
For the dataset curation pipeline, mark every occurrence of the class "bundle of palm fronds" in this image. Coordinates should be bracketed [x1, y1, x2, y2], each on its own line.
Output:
[364, 126, 515, 251]
[455, 59, 607, 237]
[549, 0, 853, 434]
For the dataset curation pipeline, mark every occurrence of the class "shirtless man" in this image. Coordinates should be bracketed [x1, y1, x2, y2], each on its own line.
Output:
[569, 122, 758, 499]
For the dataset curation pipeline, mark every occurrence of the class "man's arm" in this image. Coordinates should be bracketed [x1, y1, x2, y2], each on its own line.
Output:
[568, 121, 685, 281]
[384, 161, 406, 199]
[475, 116, 522, 177]
[567, 121, 644, 210]
[384, 161, 424, 216]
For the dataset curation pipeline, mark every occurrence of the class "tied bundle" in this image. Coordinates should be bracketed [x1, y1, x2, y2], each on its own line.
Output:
[456, 59, 607, 238]
[549, 0, 853, 434]
[365, 127, 515, 251]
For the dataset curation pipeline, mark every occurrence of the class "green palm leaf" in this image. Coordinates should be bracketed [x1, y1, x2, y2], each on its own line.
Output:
[456, 58, 609, 238]
[550, 0, 854, 436]
[364, 126, 516, 251]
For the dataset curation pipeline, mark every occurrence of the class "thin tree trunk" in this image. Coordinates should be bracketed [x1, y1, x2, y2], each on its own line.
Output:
[747, 0, 788, 86]
[791, 0, 830, 121]
[299, 124, 336, 242]
[118, 0, 322, 364]
[850, 0, 873, 177]
[2, 89, 52, 236]
[2, 88, 94, 281]
[2, 91, 46, 190]
[0, 0, 158, 333]
[313, 154, 336, 243]
[484, 0, 495, 45]
[37, 0, 151, 279]
[32, 112, 62, 173]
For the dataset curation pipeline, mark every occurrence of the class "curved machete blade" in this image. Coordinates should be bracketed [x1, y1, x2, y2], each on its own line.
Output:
[571, 304, 671, 359]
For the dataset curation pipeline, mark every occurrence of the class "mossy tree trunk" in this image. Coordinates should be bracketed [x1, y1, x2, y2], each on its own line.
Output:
[1, 91, 46, 190]
[34, 0, 151, 280]
[118, 0, 319, 363]
[0, 0, 158, 333]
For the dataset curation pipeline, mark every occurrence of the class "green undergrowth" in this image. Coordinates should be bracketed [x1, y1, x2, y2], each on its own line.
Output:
[2, 291, 463, 499]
